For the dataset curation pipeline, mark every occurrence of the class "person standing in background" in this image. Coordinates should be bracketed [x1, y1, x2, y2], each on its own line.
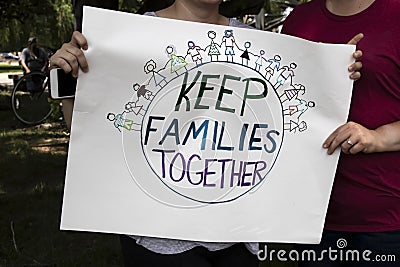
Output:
[20, 37, 49, 92]
[20, 37, 48, 75]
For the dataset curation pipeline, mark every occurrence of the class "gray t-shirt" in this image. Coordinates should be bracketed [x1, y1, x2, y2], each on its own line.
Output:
[132, 11, 258, 255]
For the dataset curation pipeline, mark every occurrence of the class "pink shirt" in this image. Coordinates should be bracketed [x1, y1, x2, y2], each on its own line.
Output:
[282, 0, 400, 232]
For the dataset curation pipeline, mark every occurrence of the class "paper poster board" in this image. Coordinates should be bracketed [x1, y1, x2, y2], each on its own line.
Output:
[60, 7, 355, 243]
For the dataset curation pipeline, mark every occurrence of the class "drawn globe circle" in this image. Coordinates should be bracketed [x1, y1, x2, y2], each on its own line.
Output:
[135, 62, 284, 204]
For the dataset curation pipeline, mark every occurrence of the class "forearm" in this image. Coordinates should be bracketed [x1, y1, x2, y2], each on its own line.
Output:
[21, 60, 29, 72]
[41, 60, 49, 72]
[61, 99, 74, 131]
[323, 120, 400, 155]
[372, 121, 400, 152]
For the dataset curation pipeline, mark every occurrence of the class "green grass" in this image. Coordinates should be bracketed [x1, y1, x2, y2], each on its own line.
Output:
[0, 64, 22, 73]
[0, 94, 123, 266]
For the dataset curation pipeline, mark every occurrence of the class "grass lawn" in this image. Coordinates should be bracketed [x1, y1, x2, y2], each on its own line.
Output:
[0, 91, 123, 266]
[0, 63, 22, 73]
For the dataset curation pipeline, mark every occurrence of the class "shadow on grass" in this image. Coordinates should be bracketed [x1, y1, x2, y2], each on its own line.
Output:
[0, 93, 123, 267]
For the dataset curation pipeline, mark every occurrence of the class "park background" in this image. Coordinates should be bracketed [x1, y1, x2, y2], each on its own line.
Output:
[0, 0, 308, 266]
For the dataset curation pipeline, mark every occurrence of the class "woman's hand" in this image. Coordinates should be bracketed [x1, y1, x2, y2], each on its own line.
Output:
[49, 31, 89, 77]
[347, 33, 363, 80]
[323, 121, 400, 155]
[323, 121, 376, 155]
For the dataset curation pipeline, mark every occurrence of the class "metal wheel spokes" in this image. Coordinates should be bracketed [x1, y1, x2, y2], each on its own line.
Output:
[11, 72, 52, 125]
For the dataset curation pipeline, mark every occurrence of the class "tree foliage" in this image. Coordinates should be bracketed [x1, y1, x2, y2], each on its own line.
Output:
[0, 0, 74, 52]
[0, 0, 310, 52]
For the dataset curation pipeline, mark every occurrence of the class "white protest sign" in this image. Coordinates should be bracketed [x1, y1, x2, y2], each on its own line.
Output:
[61, 7, 355, 243]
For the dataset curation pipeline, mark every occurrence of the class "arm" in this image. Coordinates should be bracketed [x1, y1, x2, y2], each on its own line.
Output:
[20, 49, 30, 73]
[49, 31, 89, 131]
[20, 59, 30, 73]
[61, 99, 74, 131]
[323, 121, 400, 155]
[41, 64, 47, 73]
[41, 49, 49, 73]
